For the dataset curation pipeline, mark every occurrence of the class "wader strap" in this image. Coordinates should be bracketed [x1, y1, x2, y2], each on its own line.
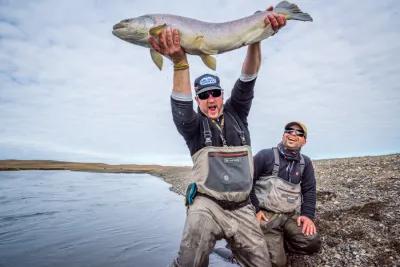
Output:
[272, 147, 280, 176]
[196, 192, 250, 210]
[299, 155, 305, 177]
[202, 118, 213, 146]
[225, 112, 247, 145]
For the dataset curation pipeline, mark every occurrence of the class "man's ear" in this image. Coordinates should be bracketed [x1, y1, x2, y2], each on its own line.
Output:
[302, 138, 307, 146]
[195, 96, 200, 105]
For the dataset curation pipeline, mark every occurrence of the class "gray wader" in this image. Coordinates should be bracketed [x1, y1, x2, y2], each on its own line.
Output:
[172, 114, 271, 267]
[254, 148, 320, 267]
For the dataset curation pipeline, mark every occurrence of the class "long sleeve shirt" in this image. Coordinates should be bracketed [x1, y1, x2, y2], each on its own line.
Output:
[170, 78, 257, 156]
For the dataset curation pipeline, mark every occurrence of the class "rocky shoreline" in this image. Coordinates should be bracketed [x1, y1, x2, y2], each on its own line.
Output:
[1, 154, 399, 266]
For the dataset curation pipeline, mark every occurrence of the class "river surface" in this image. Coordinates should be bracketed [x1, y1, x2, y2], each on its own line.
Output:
[0, 171, 234, 267]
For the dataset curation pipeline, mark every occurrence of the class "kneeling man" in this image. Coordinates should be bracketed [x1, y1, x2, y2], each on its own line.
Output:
[251, 122, 321, 266]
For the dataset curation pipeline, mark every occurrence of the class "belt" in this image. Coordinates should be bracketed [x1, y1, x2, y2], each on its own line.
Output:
[197, 192, 250, 210]
[259, 207, 298, 216]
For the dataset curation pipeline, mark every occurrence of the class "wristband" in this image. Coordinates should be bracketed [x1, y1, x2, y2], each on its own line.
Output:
[174, 61, 189, 71]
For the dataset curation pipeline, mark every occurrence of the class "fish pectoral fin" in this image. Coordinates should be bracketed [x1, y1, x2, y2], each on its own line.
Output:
[193, 35, 218, 55]
[149, 24, 167, 37]
[200, 55, 216, 70]
[150, 49, 163, 70]
[193, 35, 206, 50]
[193, 35, 217, 69]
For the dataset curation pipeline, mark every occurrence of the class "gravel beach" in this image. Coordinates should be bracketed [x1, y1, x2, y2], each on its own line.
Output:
[1, 153, 399, 266]
[151, 154, 400, 266]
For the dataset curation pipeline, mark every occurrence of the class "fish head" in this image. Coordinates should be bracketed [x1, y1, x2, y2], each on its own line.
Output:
[112, 15, 155, 47]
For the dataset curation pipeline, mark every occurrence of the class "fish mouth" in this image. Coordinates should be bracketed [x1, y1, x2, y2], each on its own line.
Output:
[112, 22, 128, 37]
[112, 23, 123, 38]
[112, 18, 149, 45]
[112, 20, 132, 36]
[113, 22, 125, 31]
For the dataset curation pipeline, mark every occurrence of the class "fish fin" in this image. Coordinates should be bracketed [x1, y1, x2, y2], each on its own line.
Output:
[149, 24, 167, 37]
[150, 49, 163, 70]
[193, 35, 206, 50]
[200, 55, 216, 70]
[275, 1, 313, 22]
[194, 35, 218, 55]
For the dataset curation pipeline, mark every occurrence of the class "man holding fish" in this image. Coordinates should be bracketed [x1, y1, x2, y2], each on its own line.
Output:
[148, 7, 286, 267]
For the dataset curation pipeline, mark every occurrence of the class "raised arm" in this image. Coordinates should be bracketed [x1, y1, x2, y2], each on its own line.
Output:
[226, 8, 287, 122]
[149, 28, 200, 146]
[242, 7, 287, 76]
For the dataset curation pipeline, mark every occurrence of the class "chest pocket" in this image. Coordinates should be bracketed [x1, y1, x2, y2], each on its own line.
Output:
[206, 150, 251, 192]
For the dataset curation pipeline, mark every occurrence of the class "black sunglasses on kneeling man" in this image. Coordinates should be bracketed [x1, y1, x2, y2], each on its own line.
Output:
[284, 128, 305, 137]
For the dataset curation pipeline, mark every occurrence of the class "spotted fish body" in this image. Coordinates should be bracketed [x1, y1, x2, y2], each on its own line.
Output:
[112, 1, 312, 70]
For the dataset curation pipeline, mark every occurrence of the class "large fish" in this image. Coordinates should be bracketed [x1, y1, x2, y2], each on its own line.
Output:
[112, 1, 312, 70]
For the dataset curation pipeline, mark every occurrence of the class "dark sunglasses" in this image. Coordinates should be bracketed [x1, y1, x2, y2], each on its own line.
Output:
[197, 89, 222, 100]
[284, 128, 305, 137]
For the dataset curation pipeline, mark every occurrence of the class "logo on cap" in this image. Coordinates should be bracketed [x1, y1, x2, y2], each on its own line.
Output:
[199, 76, 217, 86]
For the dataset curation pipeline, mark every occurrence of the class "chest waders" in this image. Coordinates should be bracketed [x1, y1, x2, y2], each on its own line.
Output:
[254, 148, 305, 213]
[190, 112, 253, 207]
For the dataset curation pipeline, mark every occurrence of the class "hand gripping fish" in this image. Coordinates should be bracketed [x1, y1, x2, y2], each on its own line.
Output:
[112, 1, 312, 70]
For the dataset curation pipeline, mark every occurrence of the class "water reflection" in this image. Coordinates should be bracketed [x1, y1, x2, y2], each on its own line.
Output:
[0, 171, 235, 267]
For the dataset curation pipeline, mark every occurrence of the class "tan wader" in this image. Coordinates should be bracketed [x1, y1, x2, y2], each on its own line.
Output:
[173, 196, 271, 267]
[172, 115, 271, 267]
[260, 211, 321, 267]
[254, 148, 320, 266]
[254, 148, 305, 214]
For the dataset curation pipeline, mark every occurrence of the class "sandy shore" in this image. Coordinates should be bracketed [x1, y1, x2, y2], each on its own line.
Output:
[1, 154, 399, 266]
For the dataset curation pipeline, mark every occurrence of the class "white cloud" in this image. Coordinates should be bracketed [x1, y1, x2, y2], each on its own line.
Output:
[0, 0, 399, 164]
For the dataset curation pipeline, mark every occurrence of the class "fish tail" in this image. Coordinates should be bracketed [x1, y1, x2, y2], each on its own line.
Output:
[275, 1, 313, 22]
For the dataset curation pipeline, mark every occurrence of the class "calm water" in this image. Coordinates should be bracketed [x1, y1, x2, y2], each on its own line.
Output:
[0, 171, 234, 267]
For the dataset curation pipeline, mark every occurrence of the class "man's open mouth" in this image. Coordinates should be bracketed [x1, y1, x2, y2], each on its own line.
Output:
[208, 105, 217, 112]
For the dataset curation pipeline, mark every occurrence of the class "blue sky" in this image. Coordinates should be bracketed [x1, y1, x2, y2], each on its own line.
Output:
[0, 0, 399, 165]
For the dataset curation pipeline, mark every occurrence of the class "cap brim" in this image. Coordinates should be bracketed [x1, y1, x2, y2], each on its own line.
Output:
[285, 121, 307, 138]
[196, 86, 222, 95]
